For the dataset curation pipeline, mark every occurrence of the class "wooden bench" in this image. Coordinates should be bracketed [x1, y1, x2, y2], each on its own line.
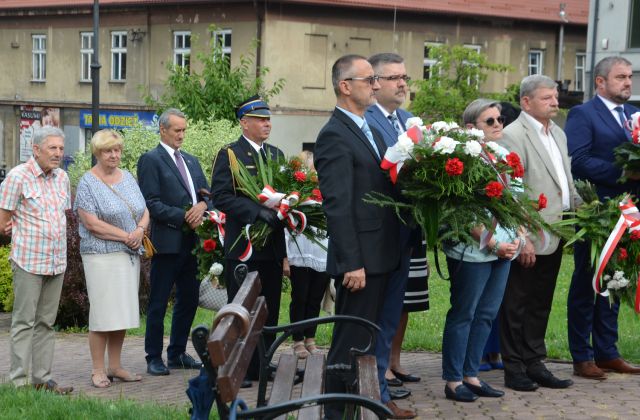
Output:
[191, 267, 392, 419]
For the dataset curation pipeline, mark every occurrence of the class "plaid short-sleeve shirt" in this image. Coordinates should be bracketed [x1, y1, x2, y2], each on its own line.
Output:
[0, 157, 70, 275]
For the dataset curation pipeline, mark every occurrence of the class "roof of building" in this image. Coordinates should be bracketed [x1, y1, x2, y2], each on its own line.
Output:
[0, 0, 589, 25]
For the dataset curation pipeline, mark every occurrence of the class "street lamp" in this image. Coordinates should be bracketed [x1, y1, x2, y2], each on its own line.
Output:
[557, 3, 569, 87]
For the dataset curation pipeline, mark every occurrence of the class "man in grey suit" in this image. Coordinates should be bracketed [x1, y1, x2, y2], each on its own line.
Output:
[500, 75, 580, 392]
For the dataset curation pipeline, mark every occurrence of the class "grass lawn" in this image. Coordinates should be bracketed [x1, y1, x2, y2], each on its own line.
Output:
[127, 250, 640, 363]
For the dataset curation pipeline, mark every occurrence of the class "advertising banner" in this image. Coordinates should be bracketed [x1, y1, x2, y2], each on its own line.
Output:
[19, 106, 60, 162]
[79, 110, 157, 130]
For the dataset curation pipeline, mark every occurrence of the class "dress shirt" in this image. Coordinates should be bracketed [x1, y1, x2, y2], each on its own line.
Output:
[336, 106, 381, 158]
[375, 103, 405, 134]
[598, 95, 628, 128]
[159, 141, 197, 205]
[522, 112, 570, 211]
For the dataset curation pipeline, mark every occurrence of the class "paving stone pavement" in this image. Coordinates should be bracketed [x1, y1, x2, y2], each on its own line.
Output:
[1, 313, 640, 419]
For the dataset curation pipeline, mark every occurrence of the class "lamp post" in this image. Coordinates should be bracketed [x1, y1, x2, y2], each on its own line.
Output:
[90, 0, 101, 164]
[557, 3, 569, 88]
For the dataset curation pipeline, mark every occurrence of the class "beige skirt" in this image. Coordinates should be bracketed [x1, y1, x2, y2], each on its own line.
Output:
[81, 252, 140, 331]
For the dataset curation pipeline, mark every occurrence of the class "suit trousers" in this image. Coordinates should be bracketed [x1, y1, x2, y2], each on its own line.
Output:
[10, 264, 64, 386]
[289, 266, 330, 341]
[325, 271, 389, 420]
[500, 244, 564, 374]
[145, 242, 199, 362]
[567, 240, 620, 362]
[375, 253, 410, 403]
[225, 258, 283, 380]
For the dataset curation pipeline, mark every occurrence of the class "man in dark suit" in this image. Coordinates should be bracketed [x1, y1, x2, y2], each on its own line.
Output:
[566, 56, 640, 380]
[315, 54, 413, 419]
[500, 75, 580, 392]
[138, 108, 210, 375]
[365, 52, 418, 404]
[210, 96, 286, 384]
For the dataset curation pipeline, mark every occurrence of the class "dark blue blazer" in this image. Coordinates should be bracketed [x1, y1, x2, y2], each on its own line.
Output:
[566, 96, 640, 200]
[365, 105, 413, 147]
[137, 144, 210, 254]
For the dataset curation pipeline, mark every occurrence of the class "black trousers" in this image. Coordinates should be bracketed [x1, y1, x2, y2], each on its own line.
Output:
[289, 266, 330, 341]
[224, 258, 283, 380]
[325, 272, 389, 419]
[500, 243, 564, 375]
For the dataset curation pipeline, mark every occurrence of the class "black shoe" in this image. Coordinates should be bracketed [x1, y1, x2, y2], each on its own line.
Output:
[389, 387, 411, 400]
[463, 380, 505, 398]
[391, 369, 421, 383]
[147, 358, 170, 376]
[527, 369, 573, 389]
[504, 372, 538, 392]
[168, 353, 203, 369]
[444, 384, 478, 402]
[387, 377, 403, 387]
[240, 378, 252, 388]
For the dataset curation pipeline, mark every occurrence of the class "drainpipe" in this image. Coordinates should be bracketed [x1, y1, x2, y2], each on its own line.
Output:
[254, 0, 263, 79]
[588, 0, 600, 99]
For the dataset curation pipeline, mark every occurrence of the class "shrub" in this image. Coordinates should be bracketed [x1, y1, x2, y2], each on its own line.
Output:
[0, 246, 13, 312]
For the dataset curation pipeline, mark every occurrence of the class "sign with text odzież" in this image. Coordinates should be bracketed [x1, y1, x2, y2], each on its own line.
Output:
[79, 110, 157, 129]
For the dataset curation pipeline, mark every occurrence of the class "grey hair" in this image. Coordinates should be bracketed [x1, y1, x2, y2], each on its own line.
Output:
[33, 126, 65, 146]
[331, 54, 368, 96]
[462, 99, 502, 125]
[520, 75, 557, 98]
[594, 56, 632, 83]
[158, 108, 186, 129]
[368, 52, 404, 73]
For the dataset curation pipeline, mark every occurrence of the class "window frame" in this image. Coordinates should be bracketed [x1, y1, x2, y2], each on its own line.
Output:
[423, 41, 443, 80]
[80, 32, 94, 82]
[575, 52, 586, 92]
[213, 28, 232, 60]
[173, 30, 191, 70]
[32, 34, 47, 82]
[110, 31, 127, 81]
[528, 49, 544, 76]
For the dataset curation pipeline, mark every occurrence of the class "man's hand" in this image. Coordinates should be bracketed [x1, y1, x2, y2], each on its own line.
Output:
[282, 258, 291, 277]
[185, 201, 207, 229]
[3, 220, 11, 237]
[343, 268, 366, 292]
[257, 208, 281, 229]
[516, 239, 536, 268]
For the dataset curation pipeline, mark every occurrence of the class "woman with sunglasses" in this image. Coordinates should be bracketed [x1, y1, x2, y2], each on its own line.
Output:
[440, 99, 524, 402]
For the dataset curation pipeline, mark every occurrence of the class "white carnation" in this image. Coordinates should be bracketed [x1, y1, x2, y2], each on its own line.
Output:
[463, 140, 482, 157]
[405, 117, 424, 129]
[447, 121, 460, 130]
[618, 278, 630, 288]
[467, 128, 485, 139]
[607, 280, 619, 290]
[395, 132, 415, 157]
[209, 263, 224, 276]
[613, 270, 626, 281]
[433, 136, 459, 154]
[431, 121, 451, 132]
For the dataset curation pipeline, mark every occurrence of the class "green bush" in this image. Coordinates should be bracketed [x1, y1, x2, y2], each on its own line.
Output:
[67, 117, 241, 187]
[0, 246, 12, 312]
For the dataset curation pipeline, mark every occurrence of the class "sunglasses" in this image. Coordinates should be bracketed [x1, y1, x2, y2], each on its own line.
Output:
[343, 75, 379, 85]
[481, 116, 506, 126]
[378, 75, 411, 83]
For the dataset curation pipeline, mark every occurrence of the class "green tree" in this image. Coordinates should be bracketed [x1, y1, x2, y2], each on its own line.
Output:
[410, 45, 512, 122]
[141, 25, 285, 122]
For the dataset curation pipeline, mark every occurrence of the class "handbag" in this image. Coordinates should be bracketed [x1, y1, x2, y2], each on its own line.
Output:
[97, 175, 156, 258]
[199, 274, 228, 311]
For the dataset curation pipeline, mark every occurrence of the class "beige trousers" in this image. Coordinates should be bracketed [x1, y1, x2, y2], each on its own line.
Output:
[9, 264, 64, 386]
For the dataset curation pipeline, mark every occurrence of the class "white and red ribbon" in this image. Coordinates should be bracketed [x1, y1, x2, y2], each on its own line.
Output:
[238, 224, 253, 262]
[380, 125, 423, 184]
[207, 210, 226, 246]
[257, 185, 286, 209]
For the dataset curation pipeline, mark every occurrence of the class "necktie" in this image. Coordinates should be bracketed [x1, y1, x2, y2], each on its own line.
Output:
[174, 150, 190, 188]
[614, 106, 632, 141]
[259, 145, 268, 162]
[388, 114, 404, 136]
[361, 120, 380, 159]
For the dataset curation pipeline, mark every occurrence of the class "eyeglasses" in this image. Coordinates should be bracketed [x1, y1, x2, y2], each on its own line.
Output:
[378, 75, 411, 83]
[343, 75, 379, 85]
[481, 116, 506, 126]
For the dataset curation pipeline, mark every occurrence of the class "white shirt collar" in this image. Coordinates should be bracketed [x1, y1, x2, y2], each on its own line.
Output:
[242, 135, 263, 153]
[375, 103, 397, 119]
[159, 141, 178, 156]
[522, 111, 555, 136]
[597, 94, 624, 111]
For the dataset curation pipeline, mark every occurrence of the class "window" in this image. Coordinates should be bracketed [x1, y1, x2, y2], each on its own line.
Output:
[32, 35, 46, 81]
[528, 50, 544, 76]
[111, 31, 127, 81]
[630, 0, 640, 48]
[575, 52, 586, 92]
[213, 29, 232, 61]
[423, 42, 442, 80]
[173, 31, 191, 70]
[463, 44, 482, 86]
[80, 32, 94, 82]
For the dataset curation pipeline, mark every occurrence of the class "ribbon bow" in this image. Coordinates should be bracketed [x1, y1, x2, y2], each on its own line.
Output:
[207, 210, 226, 246]
[380, 125, 423, 184]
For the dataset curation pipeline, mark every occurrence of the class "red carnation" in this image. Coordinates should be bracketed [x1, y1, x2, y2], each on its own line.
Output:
[445, 158, 464, 176]
[631, 230, 640, 241]
[312, 188, 323, 201]
[293, 171, 307, 182]
[289, 158, 302, 170]
[537, 193, 548, 210]
[485, 181, 504, 198]
[618, 248, 628, 261]
[505, 152, 524, 178]
[203, 239, 217, 253]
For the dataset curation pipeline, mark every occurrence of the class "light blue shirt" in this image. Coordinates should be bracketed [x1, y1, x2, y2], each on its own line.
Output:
[336, 106, 380, 158]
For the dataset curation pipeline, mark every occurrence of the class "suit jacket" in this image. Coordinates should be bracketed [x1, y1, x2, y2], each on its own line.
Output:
[210, 136, 286, 261]
[314, 108, 400, 276]
[137, 144, 210, 254]
[365, 105, 413, 147]
[501, 113, 580, 255]
[566, 96, 640, 200]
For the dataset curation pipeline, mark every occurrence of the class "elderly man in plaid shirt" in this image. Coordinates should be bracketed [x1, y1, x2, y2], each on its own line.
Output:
[0, 126, 73, 394]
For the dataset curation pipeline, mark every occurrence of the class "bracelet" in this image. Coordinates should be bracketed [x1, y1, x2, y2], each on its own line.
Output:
[491, 240, 501, 255]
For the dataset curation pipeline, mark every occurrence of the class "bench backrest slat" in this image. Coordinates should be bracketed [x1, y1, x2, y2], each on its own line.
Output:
[297, 353, 326, 420]
[268, 353, 299, 420]
[356, 355, 381, 420]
